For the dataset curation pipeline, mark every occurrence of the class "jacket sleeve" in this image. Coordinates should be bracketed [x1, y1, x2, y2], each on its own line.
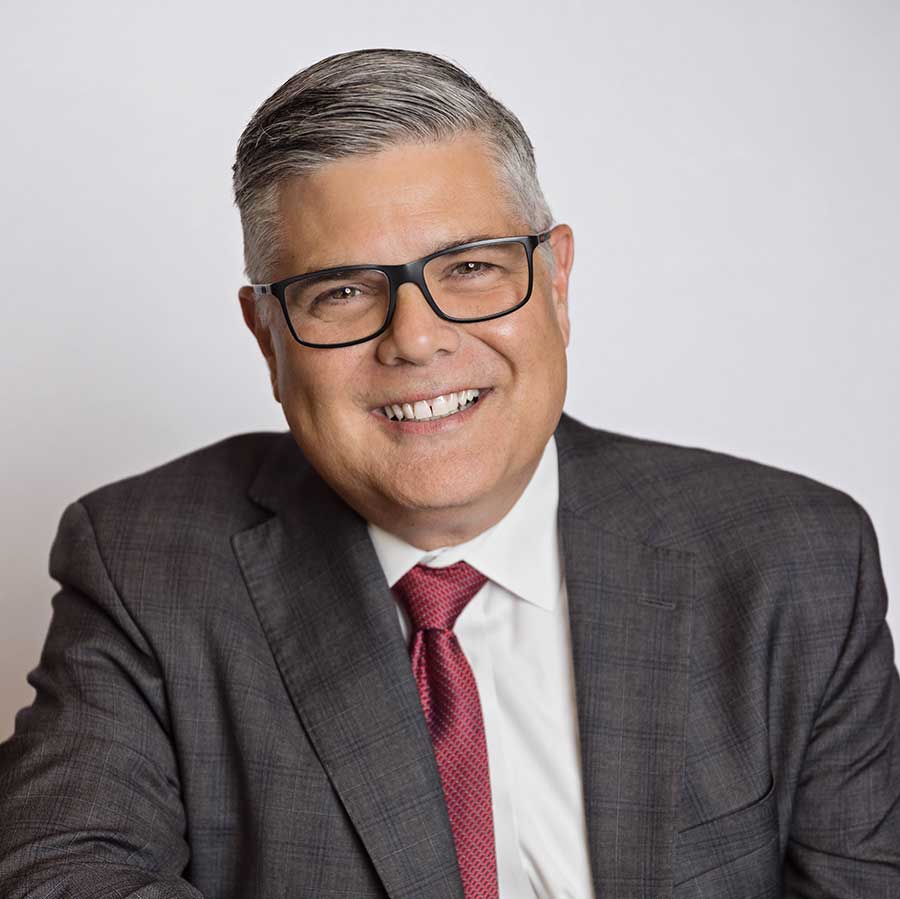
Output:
[784, 501, 900, 895]
[0, 501, 205, 899]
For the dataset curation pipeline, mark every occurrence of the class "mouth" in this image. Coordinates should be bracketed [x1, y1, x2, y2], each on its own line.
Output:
[370, 387, 491, 430]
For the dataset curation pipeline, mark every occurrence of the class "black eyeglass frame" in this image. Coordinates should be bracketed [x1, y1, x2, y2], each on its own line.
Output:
[251, 230, 554, 349]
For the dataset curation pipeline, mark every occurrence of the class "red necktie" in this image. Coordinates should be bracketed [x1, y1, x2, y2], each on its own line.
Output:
[392, 561, 499, 898]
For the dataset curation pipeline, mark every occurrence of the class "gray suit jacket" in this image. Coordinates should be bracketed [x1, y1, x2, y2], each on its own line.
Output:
[1, 412, 898, 898]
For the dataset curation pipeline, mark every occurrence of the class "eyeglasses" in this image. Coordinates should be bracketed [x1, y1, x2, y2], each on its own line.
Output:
[251, 231, 553, 348]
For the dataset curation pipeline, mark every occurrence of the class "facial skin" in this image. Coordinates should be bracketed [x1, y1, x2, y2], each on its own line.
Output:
[239, 132, 574, 550]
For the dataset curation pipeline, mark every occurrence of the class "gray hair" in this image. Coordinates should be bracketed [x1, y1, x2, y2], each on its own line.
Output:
[232, 48, 554, 311]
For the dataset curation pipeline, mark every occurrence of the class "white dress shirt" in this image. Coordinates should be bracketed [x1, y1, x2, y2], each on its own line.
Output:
[368, 435, 596, 898]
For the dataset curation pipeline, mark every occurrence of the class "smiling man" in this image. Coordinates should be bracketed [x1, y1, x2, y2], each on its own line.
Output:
[1, 49, 899, 899]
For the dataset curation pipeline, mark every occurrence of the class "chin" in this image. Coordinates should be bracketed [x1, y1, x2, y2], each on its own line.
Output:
[382, 459, 500, 514]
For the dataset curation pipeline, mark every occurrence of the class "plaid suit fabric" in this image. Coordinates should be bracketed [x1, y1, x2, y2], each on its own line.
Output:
[0, 412, 898, 898]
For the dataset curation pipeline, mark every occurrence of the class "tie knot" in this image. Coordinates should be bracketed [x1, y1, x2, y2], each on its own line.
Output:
[391, 560, 487, 632]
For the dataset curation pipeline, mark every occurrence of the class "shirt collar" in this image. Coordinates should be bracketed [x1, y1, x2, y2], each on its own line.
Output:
[367, 435, 561, 611]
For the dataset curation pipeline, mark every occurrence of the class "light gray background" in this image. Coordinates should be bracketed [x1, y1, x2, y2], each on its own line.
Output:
[2, 1, 898, 741]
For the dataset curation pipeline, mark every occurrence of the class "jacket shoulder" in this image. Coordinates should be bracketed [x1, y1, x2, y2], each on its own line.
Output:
[74, 432, 285, 550]
[557, 414, 864, 557]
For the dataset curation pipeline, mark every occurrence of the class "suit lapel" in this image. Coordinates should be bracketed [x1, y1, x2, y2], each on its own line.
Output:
[235, 415, 695, 899]
[556, 415, 695, 898]
[233, 436, 463, 899]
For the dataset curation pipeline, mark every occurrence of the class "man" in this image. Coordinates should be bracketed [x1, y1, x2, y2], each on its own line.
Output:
[0, 48, 897, 899]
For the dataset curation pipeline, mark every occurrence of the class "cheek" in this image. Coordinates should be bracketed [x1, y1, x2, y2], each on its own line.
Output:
[276, 361, 315, 418]
[277, 368, 369, 484]
[511, 315, 568, 418]
[501, 300, 566, 375]
[275, 348, 373, 441]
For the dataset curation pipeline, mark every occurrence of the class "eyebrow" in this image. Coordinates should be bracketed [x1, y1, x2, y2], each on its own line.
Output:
[298, 232, 505, 275]
[301, 268, 379, 285]
[425, 233, 500, 256]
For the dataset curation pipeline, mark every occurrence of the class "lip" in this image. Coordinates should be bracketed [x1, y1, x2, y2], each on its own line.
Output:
[369, 386, 490, 414]
[370, 387, 492, 433]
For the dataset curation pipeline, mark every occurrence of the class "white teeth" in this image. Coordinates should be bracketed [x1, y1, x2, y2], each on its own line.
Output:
[380, 389, 483, 421]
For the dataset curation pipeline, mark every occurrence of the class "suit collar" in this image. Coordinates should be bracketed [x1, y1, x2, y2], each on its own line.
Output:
[238, 412, 694, 898]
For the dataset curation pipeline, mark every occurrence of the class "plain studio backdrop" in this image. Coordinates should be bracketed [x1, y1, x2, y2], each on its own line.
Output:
[1, 1, 898, 741]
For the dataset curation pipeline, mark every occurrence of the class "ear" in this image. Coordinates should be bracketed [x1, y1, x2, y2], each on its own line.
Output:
[238, 286, 281, 403]
[546, 224, 574, 347]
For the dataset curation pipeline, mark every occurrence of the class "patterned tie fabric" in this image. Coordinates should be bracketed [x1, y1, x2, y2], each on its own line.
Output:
[392, 561, 499, 898]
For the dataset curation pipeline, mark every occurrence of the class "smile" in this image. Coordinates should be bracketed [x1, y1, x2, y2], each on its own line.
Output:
[375, 388, 486, 422]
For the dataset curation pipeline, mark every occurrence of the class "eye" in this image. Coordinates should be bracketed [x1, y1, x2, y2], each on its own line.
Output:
[312, 284, 365, 306]
[323, 285, 361, 301]
[450, 260, 495, 277]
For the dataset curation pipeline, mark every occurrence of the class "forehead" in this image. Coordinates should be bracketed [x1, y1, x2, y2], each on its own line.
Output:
[275, 132, 524, 274]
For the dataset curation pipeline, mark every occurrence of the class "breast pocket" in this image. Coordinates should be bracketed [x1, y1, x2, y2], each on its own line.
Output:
[673, 775, 780, 894]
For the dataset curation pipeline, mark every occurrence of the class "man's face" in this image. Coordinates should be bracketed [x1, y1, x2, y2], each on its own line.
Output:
[239, 132, 574, 547]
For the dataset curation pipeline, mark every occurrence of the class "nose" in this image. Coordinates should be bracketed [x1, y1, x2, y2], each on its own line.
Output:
[374, 281, 460, 365]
